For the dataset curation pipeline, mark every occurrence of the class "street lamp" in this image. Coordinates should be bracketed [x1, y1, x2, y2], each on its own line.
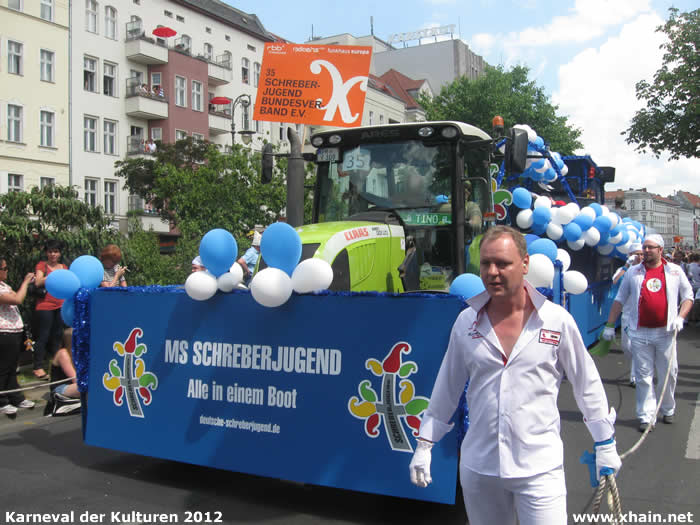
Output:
[230, 94, 252, 145]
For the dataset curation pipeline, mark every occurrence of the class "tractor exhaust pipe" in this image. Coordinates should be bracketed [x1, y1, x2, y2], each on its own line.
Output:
[286, 127, 304, 228]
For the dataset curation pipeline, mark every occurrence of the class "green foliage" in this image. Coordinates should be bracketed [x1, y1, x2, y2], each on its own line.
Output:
[418, 64, 583, 154]
[623, 8, 699, 160]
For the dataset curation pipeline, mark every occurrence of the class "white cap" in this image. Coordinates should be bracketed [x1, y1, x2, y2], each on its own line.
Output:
[628, 243, 642, 253]
[643, 234, 664, 249]
[192, 256, 204, 266]
[252, 231, 262, 247]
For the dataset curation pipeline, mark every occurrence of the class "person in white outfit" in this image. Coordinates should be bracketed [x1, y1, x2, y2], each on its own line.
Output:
[611, 243, 643, 386]
[603, 234, 693, 432]
[409, 226, 621, 525]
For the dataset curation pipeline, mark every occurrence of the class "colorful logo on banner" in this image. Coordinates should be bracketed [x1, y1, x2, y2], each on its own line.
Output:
[254, 43, 372, 127]
[348, 342, 429, 452]
[490, 163, 512, 221]
[102, 328, 158, 418]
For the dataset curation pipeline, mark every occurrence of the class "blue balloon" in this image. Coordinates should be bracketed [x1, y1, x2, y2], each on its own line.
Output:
[260, 222, 302, 276]
[525, 234, 540, 246]
[450, 273, 485, 300]
[598, 231, 610, 245]
[435, 194, 449, 204]
[69, 255, 104, 289]
[45, 269, 81, 300]
[572, 214, 594, 231]
[528, 238, 558, 262]
[592, 216, 612, 233]
[512, 187, 532, 209]
[531, 223, 547, 236]
[621, 217, 632, 223]
[589, 203, 603, 217]
[532, 207, 551, 226]
[563, 223, 582, 242]
[200, 229, 238, 277]
[533, 136, 545, 149]
[61, 298, 75, 326]
[616, 230, 630, 246]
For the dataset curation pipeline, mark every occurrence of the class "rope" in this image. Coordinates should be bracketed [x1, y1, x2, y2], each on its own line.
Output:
[589, 329, 678, 524]
[0, 376, 75, 395]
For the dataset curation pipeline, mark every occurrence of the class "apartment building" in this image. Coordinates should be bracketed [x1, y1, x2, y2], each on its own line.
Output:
[70, 0, 276, 228]
[0, 0, 69, 193]
[605, 189, 680, 249]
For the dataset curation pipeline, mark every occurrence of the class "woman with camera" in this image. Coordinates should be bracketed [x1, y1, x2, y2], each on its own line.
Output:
[32, 240, 67, 380]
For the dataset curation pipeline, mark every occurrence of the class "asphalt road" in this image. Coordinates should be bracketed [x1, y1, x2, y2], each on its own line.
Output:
[2, 326, 699, 524]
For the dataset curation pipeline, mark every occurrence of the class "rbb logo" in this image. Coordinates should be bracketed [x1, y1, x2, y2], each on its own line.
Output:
[344, 228, 369, 241]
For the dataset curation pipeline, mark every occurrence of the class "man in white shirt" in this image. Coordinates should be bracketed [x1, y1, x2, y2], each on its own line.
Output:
[409, 226, 620, 525]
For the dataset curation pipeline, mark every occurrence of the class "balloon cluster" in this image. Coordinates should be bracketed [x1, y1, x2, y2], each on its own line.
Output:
[512, 124, 568, 183]
[45, 255, 105, 325]
[524, 237, 588, 294]
[184, 224, 334, 307]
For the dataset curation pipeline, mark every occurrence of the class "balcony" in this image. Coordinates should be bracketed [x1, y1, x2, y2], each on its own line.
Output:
[125, 22, 168, 65]
[208, 54, 233, 86]
[208, 109, 231, 136]
[125, 79, 168, 120]
[126, 136, 158, 157]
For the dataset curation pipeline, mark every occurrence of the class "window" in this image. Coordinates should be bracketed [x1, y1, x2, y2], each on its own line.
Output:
[175, 129, 187, 141]
[278, 124, 284, 141]
[105, 6, 117, 39]
[254, 62, 260, 87]
[176, 15, 184, 22]
[84, 56, 97, 92]
[175, 76, 186, 107]
[642, 200, 646, 210]
[151, 72, 161, 88]
[222, 50, 232, 68]
[192, 132, 204, 142]
[379, 115, 384, 125]
[630, 200, 635, 210]
[151, 127, 162, 141]
[39, 50, 55, 82]
[205, 27, 212, 34]
[103, 119, 116, 154]
[225, 35, 231, 42]
[369, 111, 374, 125]
[41, 0, 53, 21]
[104, 181, 117, 214]
[40, 110, 54, 147]
[247, 44, 256, 52]
[241, 58, 250, 84]
[84, 179, 98, 207]
[86, 0, 98, 33]
[103, 62, 116, 96]
[204, 43, 213, 60]
[8, 0, 21, 11]
[8, 41, 23, 76]
[254, 112, 261, 133]
[40, 177, 55, 189]
[8, 174, 23, 193]
[130, 69, 143, 84]
[164, 10, 172, 17]
[84, 116, 98, 152]
[192, 80, 202, 111]
[242, 104, 250, 131]
[7, 105, 22, 142]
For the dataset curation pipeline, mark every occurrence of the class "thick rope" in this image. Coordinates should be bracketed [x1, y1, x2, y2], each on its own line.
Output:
[590, 330, 678, 524]
[0, 376, 75, 395]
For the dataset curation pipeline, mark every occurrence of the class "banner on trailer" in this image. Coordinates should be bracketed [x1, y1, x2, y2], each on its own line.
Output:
[85, 289, 465, 503]
[253, 43, 372, 127]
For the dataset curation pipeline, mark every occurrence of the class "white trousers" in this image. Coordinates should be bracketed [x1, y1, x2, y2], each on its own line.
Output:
[620, 314, 637, 381]
[459, 465, 567, 525]
[628, 326, 677, 423]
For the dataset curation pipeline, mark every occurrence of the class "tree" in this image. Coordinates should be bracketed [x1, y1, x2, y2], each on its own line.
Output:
[418, 64, 583, 154]
[623, 8, 699, 160]
[114, 138, 288, 242]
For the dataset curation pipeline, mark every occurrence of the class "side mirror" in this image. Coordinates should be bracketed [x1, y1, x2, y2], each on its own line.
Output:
[505, 127, 528, 174]
[598, 166, 616, 183]
[261, 143, 274, 184]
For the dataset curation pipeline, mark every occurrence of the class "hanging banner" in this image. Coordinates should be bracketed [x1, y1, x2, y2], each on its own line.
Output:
[83, 288, 466, 504]
[253, 43, 372, 128]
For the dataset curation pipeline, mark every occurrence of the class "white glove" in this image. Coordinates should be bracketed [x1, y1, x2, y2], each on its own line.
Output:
[601, 325, 615, 341]
[594, 440, 621, 481]
[409, 440, 433, 488]
[672, 317, 685, 333]
[625, 256, 637, 266]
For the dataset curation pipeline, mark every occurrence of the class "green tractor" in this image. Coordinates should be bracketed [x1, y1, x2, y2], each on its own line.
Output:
[262, 121, 527, 292]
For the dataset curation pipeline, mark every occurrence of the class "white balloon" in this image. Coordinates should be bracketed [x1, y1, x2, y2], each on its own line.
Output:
[557, 206, 576, 225]
[597, 244, 614, 255]
[185, 271, 218, 301]
[534, 196, 552, 209]
[608, 232, 623, 245]
[567, 239, 585, 251]
[560, 164, 569, 176]
[601, 205, 610, 215]
[608, 213, 620, 228]
[229, 262, 244, 285]
[534, 159, 552, 175]
[291, 258, 334, 293]
[546, 222, 564, 241]
[525, 253, 554, 288]
[580, 207, 597, 221]
[617, 241, 631, 254]
[556, 248, 571, 272]
[217, 272, 238, 292]
[514, 124, 537, 143]
[250, 267, 293, 308]
[563, 271, 588, 295]
[516, 209, 534, 229]
[565, 202, 580, 216]
[582, 228, 601, 246]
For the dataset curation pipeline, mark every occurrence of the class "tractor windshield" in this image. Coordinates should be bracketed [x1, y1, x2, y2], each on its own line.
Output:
[316, 140, 455, 222]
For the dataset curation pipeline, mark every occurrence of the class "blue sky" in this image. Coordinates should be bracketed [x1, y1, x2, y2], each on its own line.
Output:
[228, 0, 699, 197]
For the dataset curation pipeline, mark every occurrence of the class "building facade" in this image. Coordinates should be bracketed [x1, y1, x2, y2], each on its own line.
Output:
[0, 0, 70, 194]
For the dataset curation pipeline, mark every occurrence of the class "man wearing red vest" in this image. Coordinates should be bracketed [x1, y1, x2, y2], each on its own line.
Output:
[603, 234, 693, 432]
